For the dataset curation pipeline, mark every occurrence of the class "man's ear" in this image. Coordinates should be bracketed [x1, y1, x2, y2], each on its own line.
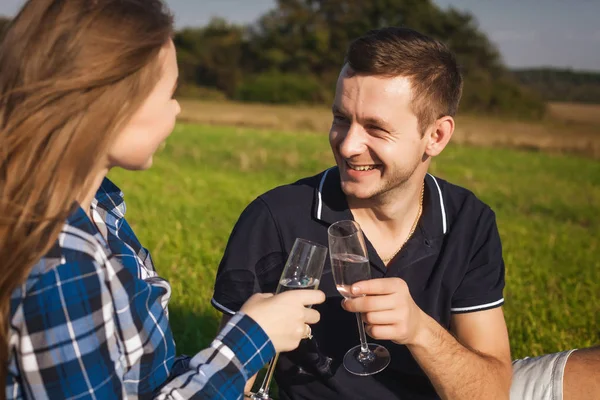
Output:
[425, 116, 454, 157]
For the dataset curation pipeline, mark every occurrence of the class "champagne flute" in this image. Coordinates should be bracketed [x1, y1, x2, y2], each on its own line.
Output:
[327, 220, 391, 376]
[251, 238, 328, 400]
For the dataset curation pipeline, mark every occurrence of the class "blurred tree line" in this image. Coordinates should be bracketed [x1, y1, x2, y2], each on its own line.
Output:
[1, 1, 598, 118]
[512, 68, 600, 104]
[0, 16, 8, 38]
[173, 0, 547, 119]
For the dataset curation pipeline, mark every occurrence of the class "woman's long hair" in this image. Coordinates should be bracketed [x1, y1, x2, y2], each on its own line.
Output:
[0, 0, 174, 393]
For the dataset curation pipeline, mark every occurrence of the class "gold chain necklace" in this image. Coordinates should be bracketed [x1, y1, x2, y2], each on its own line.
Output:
[381, 183, 425, 264]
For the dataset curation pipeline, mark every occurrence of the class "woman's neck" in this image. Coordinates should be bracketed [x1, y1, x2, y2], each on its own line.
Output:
[78, 168, 109, 218]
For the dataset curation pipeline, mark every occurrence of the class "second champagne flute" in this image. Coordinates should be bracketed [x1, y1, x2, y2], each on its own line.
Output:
[251, 238, 328, 400]
[328, 219, 391, 376]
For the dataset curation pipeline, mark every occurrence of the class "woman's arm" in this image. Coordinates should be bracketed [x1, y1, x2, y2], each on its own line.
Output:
[10, 259, 274, 400]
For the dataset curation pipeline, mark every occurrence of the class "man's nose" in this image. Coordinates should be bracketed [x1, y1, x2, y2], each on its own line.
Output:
[338, 124, 367, 158]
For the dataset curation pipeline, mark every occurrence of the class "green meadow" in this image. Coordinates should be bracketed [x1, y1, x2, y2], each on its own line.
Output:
[110, 123, 600, 367]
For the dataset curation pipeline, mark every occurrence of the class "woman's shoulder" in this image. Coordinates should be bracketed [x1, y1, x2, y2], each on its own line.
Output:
[10, 208, 112, 315]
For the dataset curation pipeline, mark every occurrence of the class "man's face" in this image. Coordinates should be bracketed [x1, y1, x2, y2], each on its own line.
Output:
[329, 65, 429, 201]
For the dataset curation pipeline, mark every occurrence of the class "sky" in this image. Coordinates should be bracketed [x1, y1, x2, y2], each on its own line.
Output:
[1, 0, 599, 71]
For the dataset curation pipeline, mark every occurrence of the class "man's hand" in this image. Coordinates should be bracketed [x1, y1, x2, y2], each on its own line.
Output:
[342, 277, 426, 345]
[343, 278, 511, 400]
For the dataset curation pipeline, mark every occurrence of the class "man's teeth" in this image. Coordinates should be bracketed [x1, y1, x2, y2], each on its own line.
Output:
[350, 165, 376, 171]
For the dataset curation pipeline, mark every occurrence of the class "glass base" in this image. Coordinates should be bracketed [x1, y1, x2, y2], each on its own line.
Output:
[343, 343, 391, 376]
[249, 391, 273, 400]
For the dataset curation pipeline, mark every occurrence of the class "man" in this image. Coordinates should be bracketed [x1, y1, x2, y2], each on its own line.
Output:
[212, 27, 512, 399]
[511, 346, 600, 400]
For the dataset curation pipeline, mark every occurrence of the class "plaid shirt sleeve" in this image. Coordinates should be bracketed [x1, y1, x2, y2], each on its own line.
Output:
[157, 313, 275, 399]
[8, 256, 275, 400]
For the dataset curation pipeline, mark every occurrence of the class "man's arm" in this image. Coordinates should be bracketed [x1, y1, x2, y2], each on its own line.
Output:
[563, 346, 600, 400]
[512, 345, 600, 400]
[408, 204, 511, 399]
[344, 279, 512, 400]
[408, 307, 512, 400]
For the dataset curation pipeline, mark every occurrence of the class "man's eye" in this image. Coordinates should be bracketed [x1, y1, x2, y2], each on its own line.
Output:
[367, 125, 386, 134]
[333, 115, 348, 124]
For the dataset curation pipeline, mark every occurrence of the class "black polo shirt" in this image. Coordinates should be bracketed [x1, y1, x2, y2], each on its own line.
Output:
[212, 167, 505, 400]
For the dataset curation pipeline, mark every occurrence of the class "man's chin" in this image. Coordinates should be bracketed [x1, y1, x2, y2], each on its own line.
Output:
[340, 181, 379, 201]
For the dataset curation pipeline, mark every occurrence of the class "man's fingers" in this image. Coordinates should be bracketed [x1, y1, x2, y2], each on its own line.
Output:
[342, 294, 397, 313]
[365, 324, 397, 341]
[362, 310, 398, 325]
[352, 278, 407, 296]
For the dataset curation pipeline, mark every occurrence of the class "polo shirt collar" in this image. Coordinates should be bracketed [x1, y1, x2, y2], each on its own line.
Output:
[313, 167, 448, 240]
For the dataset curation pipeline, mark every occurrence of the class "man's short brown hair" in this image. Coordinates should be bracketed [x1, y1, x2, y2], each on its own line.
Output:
[345, 27, 463, 134]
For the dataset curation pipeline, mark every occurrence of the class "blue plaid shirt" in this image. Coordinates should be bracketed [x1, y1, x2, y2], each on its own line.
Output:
[7, 178, 275, 399]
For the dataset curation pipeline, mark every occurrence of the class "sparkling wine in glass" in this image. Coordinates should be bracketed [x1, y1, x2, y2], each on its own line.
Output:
[251, 238, 328, 400]
[328, 220, 391, 376]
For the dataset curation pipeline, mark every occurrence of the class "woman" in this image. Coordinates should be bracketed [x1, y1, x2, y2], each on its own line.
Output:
[0, 1, 324, 399]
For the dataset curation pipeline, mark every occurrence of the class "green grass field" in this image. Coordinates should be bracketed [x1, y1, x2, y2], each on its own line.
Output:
[110, 123, 600, 367]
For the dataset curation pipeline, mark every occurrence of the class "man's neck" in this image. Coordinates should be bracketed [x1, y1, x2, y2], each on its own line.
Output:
[348, 173, 426, 238]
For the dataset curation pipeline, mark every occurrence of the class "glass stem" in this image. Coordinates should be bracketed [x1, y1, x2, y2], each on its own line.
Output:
[355, 312, 371, 355]
[255, 353, 279, 398]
